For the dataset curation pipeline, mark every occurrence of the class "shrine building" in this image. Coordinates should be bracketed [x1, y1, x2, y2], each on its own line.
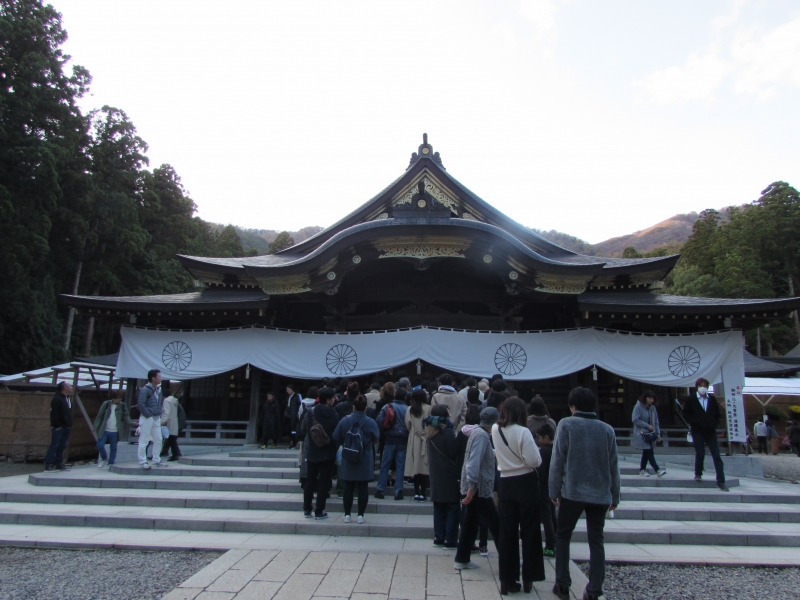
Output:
[61, 135, 800, 438]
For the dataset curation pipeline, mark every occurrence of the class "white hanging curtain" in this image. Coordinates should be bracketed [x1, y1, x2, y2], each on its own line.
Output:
[117, 326, 744, 388]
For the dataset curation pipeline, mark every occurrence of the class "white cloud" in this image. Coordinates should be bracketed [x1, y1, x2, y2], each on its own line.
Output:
[632, 47, 732, 106]
[712, 0, 745, 31]
[516, 0, 558, 45]
[732, 18, 800, 100]
[633, 13, 800, 105]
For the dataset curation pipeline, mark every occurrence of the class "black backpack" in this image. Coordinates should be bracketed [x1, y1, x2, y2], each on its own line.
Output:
[341, 418, 364, 464]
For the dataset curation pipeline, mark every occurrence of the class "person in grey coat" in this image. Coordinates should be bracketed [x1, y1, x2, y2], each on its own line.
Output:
[550, 387, 620, 600]
[453, 407, 501, 571]
[332, 396, 380, 524]
[632, 390, 666, 478]
[426, 404, 459, 548]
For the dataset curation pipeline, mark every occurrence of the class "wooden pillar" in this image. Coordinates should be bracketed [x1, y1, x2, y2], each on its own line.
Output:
[246, 369, 262, 444]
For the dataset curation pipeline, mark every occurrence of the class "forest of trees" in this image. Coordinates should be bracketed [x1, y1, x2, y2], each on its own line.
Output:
[0, 1, 296, 374]
[664, 182, 800, 356]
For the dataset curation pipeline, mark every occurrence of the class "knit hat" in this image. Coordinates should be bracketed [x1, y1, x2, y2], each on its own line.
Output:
[477, 380, 490, 393]
[479, 407, 500, 428]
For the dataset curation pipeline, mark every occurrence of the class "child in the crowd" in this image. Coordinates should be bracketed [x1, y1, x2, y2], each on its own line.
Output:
[536, 423, 557, 557]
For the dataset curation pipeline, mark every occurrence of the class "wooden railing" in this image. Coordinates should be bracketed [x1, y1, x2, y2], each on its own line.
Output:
[614, 427, 726, 447]
[183, 420, 248, 440]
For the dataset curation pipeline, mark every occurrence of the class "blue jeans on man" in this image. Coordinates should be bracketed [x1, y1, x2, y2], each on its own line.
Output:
[377, 441, 406, 496]
[97, 431, 119, 465]
[44, 427, 71, 468]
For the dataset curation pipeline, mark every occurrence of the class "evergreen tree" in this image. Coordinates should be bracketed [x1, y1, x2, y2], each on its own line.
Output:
[0, 0, 91, 372]
[215, 225, 246, 258]
[268, 231, 295, 254]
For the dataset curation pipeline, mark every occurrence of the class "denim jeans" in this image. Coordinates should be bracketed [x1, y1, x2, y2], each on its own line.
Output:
[97, 431, 119, 464]
[555, 497, 607, 596]
[45, 427, 71, 467]
[377, 442, 406, 495]
[433, 501, 460, 545]
[692, 430, 725, 483]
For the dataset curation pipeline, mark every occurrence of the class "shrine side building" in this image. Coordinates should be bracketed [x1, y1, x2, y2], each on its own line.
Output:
[62, 136, 800, 434]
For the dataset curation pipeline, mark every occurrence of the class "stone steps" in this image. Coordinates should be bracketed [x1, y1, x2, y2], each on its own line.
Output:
[27, 472, 799, 503]
[5, 448, 799, 551]
[5, 487, 800, 523]
[0, 501, 799, 546]
[104, 462, 742, 489]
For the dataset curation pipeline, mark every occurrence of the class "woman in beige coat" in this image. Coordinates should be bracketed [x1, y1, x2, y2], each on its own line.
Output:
[160, 395, 182, 461]
[405, 389, 431, 501]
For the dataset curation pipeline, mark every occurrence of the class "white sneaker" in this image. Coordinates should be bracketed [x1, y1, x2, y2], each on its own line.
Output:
[153, 461, 168, 468]
[639, 469, 650, 477]
[357, 515, 365, 524]
[140, 463, 151, 470]
[344, 515, 351, 523]
[97, 458, 105, 468]
[454, 561, 480, 570]
[657, 469, 667, 477]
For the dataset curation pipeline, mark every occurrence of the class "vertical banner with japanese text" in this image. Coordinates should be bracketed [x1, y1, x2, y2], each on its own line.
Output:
[721, 362, 747, 443]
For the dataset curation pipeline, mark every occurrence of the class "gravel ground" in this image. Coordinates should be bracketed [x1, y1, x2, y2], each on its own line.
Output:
[0, 548, 221, 600]
[580, 563, 800, 600]
[758, 453, 800, 482]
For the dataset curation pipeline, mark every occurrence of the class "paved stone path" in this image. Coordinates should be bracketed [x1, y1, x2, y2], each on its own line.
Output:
[161, 549, 590, 600]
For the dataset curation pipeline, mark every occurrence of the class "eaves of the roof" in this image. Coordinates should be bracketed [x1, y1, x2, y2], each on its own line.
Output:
[60, 290, 271, 311]
[577, 292, 800, 315]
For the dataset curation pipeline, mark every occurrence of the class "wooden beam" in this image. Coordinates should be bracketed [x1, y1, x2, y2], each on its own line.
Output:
[73, 390, 98, 442]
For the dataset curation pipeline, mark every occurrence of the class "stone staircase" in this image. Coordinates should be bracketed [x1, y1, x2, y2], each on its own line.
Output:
[0, 447, 799, 553]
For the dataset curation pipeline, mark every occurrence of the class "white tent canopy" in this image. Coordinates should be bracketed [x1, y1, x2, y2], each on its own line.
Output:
[743, 377, 800, 397]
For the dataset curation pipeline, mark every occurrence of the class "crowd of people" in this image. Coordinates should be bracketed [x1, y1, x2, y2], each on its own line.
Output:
[43, 368, 738, 600]
[282, 371, 623, 600]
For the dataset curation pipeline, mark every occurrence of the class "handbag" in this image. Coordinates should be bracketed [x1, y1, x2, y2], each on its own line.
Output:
[641, 430, 659, 443]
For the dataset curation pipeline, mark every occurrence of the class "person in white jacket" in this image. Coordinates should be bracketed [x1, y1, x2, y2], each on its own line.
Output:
[492, 397, 545, 593]
[753, 419, 767, 455]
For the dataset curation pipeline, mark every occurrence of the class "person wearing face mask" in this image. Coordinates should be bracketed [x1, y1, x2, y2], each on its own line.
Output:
[682, 377, 728, 492]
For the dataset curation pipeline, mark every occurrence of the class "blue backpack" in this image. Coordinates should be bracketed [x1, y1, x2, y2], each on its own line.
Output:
[342, 418, 364, 464]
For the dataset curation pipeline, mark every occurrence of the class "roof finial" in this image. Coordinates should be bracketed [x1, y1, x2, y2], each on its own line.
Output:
[407, 133, 445, 170]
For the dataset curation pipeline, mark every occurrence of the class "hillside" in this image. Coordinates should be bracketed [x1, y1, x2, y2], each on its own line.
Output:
[211, 224, 324, 255]
[591, 213, 699, 256]
[220, 212, 706, 258]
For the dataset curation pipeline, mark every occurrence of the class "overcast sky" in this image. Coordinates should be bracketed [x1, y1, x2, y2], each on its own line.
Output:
[50, 0, 800, 244]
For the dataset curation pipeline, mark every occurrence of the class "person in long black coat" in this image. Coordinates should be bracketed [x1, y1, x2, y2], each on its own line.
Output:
[260, 392, 282, 448]
[427, 404, 460, 547]
[303, 388, 340, 519]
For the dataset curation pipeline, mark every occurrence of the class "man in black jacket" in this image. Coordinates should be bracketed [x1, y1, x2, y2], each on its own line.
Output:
[682, 377, 728, 491]
[44, 382, 74, 471]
